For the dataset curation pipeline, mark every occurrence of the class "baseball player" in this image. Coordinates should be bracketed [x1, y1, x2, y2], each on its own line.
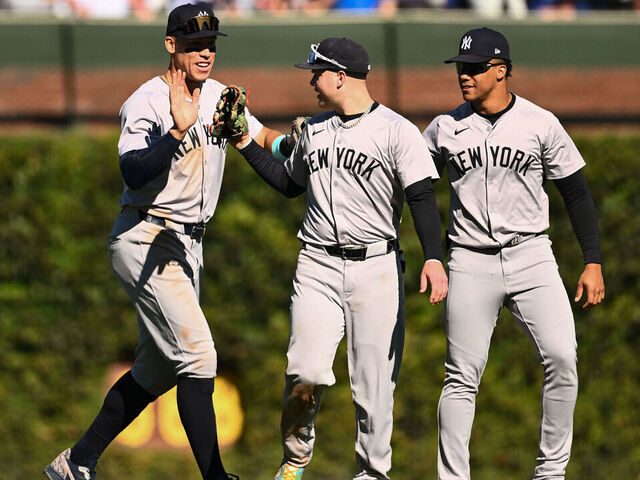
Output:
[422, 27, 605, 480]
[227, 37, 448, 480]
[44, 4, 285, 480]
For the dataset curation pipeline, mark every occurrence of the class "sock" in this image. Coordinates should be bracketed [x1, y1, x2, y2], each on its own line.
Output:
[176, 376, 226, 480]
[70, 370, 156, 469]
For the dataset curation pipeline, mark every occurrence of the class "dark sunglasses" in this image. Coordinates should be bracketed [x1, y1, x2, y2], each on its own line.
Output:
[183, 41, 216, 53]
[182, 15, 219, 34]
[456, 62, 506, 76]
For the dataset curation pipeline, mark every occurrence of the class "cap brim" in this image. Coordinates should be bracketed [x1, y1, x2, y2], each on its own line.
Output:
[294, 61, 337, 70]
[172, 30, 228, 38]
[444, 54, 491, 64]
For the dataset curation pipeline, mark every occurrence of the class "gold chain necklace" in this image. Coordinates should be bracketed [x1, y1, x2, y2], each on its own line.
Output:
[336, 102, 374, 129]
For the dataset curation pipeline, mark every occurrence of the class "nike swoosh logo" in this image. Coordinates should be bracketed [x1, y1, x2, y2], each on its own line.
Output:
[312, 129, 325, 136]
[454, 127, 470, 135]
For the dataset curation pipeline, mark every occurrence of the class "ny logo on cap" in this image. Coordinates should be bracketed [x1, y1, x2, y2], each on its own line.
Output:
[495, 48, 501, 54]
[461, 36, 472, 50]
[198, 10, 208, 16]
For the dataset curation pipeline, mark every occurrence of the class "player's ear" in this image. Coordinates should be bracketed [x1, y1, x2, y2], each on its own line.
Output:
[165, 36, 177, 55]
[496, 63, 508, 81]
[336, 70, 347, 88]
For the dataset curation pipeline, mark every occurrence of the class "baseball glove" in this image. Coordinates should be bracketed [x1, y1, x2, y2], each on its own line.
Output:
[291, 116, 309, 143]
[210, 85, 249, 138]
[279, 116, 310, 158]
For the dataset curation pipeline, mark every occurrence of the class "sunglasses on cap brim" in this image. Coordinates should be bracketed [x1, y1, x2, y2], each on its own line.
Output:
[456, 62, 506, 76]
[307, 43, 347, 70]
[182, 15, 220, 34]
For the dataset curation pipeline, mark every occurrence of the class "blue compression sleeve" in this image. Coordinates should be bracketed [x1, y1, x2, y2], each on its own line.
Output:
[239, 140, 306, 198]
[553, 170, 602, 264]
[405, 177, 443, 262]
[119, 133, 182, 190]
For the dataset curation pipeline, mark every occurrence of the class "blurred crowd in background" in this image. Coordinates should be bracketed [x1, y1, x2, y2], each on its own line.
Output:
[0, 0, 638, 20]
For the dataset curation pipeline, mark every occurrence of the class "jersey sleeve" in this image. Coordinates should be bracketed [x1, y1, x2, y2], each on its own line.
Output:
[245, 106, 264, 139]
[422, 116, 447, 176]
[541, 115, 586, 180]
[118, 95, 164, 156]
[284, 129, 309, 187]
[393, 119, 439, 189]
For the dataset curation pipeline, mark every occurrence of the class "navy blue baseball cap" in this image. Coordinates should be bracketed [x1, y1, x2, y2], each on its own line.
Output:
[166, 3, 227, 38]
[295, 37, 371, 78]
[445, 27, 510, 63]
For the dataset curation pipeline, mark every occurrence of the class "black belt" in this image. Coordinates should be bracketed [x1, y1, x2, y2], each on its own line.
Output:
[449, 232, 542, 253]
[138, 210, 206, 241]
[313, 240, 396, 261]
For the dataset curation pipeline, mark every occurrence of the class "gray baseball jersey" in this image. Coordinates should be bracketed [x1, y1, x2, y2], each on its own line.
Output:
[424, 94, 582, 479]
[281, 103, 438, 480]
[286, 103, 439, 246]
[423, 95, 584, 249]
[110, 76, 263, 396]
[118, 76, 263, 224]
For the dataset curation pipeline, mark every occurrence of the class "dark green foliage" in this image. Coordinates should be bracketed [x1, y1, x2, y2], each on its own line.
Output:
[1, 131, 638, 479]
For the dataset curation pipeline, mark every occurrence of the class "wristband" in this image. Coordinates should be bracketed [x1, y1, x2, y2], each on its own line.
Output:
[271, 135, 289, 162]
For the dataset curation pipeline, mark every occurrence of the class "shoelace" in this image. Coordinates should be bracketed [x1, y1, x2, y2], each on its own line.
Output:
[279, 464, 303, 480]
[77, 466, 92, 480]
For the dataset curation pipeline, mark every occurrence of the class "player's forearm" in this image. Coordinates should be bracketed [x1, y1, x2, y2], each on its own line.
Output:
[119, 133, 182, 190]
[405, 177, 444, 262]
[553, 171, 602, 264]
[236, 139, 306, 198]
[255, 127, 284, 152]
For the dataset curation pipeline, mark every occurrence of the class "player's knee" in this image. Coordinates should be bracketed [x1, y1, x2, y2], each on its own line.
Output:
[442, 374, 480, 397]
[443, 358, 484, 393]
[177, 348, 217, 380]
[286, 361, 335, 387]
[131, 363, 177, 397]
[546, 349, 578, 378]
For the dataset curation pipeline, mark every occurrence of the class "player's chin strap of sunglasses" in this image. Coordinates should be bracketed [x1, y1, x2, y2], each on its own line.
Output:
[182, 14, 219, 34]
[308, 43, 347, 70]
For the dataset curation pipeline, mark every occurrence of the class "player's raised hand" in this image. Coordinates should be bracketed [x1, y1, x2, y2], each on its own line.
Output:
[574, 263, 605, 309]
[168, 69, 200, 140]
[419, 260, 448, 305]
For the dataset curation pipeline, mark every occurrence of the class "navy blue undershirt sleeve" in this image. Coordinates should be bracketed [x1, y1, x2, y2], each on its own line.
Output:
[553, 170, 602, 264]
[405, 177, 443, 262]
[238, 140, 306, 198]
[119, 133, 182, 190]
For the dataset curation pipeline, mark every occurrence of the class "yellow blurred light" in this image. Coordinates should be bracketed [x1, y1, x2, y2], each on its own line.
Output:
[107, 365, 244, 449]
[157, 387, 190, 447]
[108, 365, 155, 447]
[212, 376, 244, 448]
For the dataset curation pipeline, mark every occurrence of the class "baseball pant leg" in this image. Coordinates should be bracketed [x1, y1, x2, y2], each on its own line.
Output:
[438, 247, 507, 480]
[281, 247, 346, 467]
[345, 251, 404, 480]
[109, 210, 216, 396]
[502, 237, 578, 480]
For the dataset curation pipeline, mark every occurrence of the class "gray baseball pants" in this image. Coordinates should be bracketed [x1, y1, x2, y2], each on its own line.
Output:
[438, 235, 578, 480]
[282, 243, 405, 480]
[108, 207, 217, 397]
